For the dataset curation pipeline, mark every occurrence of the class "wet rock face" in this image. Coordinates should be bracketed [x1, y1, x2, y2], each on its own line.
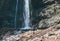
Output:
[0, 0, 24, 29]
[56, 0, 60, 4]
[38, 3, 60, 29]
[31, 0, 60, 29]
[31, 0, 54, 10]
[43, 0, 54, 3]
[31, 0, 44, 10]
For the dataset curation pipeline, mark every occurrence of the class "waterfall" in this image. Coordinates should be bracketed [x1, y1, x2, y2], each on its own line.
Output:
[13, 0, 20, 34]
[14, 0, 31, 29]
[21, 0, 31, 29]
[14, 0, 32, 34]
[14, 0, 31, 34]
[14, 0, 18, 28]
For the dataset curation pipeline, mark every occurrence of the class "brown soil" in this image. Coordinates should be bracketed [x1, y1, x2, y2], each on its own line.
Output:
[2, 24, 60, 41]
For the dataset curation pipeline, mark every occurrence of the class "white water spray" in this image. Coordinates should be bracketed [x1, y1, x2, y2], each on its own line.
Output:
[22, 0, 31, 29]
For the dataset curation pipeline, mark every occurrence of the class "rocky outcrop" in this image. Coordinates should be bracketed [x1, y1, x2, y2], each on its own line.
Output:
[31, 0, 55, 28]
[31, 0, 60, 29]
[38, 4, 60, 28]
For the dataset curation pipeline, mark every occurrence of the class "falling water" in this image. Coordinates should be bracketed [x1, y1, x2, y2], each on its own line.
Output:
[13, 0, 20, 34]
[22, 0, 31, 29]
[14, 0, 31, 34]
[14, 0, 18, 28]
